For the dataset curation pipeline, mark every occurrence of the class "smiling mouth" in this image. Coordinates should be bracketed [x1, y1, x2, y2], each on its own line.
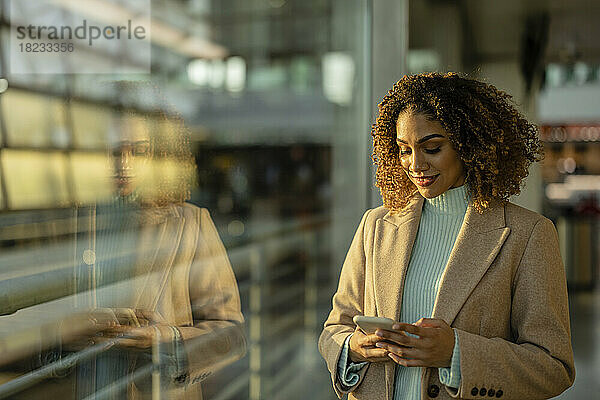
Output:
[114, 175, 135, 185]
[411, 174, 439, 186]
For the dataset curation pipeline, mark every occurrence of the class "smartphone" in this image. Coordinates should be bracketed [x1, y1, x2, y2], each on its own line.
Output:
[353, 315, 396, 335]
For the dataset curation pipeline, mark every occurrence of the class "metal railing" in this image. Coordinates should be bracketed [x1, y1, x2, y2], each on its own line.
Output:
[0, 213, 332, 400]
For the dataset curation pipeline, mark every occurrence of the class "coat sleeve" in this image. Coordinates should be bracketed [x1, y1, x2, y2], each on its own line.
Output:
[318, 209, 373, 398]
[176, 207, 246, 386]
[447, 217, 575, 399]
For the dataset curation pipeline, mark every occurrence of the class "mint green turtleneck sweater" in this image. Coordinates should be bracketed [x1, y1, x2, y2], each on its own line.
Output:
[338, 184, 469, 398]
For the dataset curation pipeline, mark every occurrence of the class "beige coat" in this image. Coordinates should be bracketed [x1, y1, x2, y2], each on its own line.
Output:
[319, 192, 575, 400]
[129, 203, 246, 399]
[4, 204, 246, 400]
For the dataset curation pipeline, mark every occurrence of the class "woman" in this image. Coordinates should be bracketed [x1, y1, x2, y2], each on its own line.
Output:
[318, 72, 575, 400]
[69, 109, 247, 400]
[4, 97, 246, 400]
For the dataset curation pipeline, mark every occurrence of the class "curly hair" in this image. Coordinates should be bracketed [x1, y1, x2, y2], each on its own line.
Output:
[144, 109, 197, 207]
[372, 72, 544, 214]
[114, 81, 197, 208]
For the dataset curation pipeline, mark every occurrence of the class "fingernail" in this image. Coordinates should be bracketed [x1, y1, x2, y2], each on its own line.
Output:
[375, 342, 384, 348]
[376, 330, 383, 337]
[392, 324, 400, 330]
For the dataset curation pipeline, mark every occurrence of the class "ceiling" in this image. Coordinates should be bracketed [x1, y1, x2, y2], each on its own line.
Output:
[411, 0, 600, 67]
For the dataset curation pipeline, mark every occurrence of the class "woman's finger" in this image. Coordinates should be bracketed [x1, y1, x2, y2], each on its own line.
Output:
[413, 318, 447, 329]
[388, 353, 426, 367]
[113, 338, 145, 348]
[358, 333, 383, 346]
[375, 329, 419, 347]
[362, 347, 389, 360]
[89, 310, 119, 326]
[135, 309, 165, 324]
[102, 325, 130, 337]
[375, 342, 418, 359]
[92, 336, 118, 345]
[390, 322, 429, 337]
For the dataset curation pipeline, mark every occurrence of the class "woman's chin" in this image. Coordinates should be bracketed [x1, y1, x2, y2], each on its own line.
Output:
[414, 184, 443, 199]
[418, 190, 440, 199]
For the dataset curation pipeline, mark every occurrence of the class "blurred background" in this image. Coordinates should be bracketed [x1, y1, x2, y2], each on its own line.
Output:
[0, 0, 598, 399]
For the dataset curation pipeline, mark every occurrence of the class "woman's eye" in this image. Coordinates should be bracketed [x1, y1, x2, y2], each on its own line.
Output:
[399, 147, 441, 156]
[135, 144, 150, 156]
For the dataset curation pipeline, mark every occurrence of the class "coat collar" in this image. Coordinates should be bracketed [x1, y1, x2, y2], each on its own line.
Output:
[132, 206, 186, 310]
[382, 190, 506, 233]
[376, 191, 511, 398]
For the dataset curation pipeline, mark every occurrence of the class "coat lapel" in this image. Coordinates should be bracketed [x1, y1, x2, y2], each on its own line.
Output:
[431, 200, 510, 326]
[375, 192, 511, 398]
[133, 206, 185, 310]
[374, 192, 424, 399]
[374, 192, 424, 322]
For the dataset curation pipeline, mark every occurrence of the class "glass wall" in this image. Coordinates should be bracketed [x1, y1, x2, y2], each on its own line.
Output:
[0, 1, 375, 399]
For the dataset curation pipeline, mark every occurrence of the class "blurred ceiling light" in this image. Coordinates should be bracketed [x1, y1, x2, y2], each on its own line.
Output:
[566, 175, 600, 189]
[573, 62, 590, 85]
[407, 49, 440, 74]
[322, 52, 355, 106]
[187, 59, 209, 86]
[209, 59, 226, 89]
[227, 220, 245, 236]
[563, 157, 576, 174]
[546, 175, 600, 202]
[556, 158, 565, 174]
[581, 127, 591, 141]
[546, 63, 565, 88]
[50, 0, 227, 59]
[557, 157, 577, 174]
[226, 56, 246, 93]
[176, 36, 227, 59]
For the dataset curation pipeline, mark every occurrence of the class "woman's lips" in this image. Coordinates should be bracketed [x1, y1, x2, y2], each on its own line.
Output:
[412, 174, 439, 187]
[115, 175, 134, 186]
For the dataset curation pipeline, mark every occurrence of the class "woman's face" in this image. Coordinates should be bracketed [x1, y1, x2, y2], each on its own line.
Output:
[109, 117, 151, 197]
[396, 111, 465, 199]
[111, 140, 150, 196]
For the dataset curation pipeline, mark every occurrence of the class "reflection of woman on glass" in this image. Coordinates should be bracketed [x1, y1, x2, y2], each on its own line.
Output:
[319, 73, 575, 400]
[58, 103, 245, 400]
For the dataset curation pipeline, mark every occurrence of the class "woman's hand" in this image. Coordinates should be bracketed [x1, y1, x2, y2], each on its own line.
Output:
[95, 309, 168, 350]
[348, 327, 390, 363]
[96, 325, 160, 349]
[61, 310, 120, 351]
[374, 318, 454, 368]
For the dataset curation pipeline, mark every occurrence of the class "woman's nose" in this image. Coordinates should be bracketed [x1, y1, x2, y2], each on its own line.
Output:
[409, 152, 429, 172]
[117, 150, 133, 170]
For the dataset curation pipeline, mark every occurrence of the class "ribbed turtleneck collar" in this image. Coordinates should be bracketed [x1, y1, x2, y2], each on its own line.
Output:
[423, 184, 469, 215]
[111, 191, 140, 207]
